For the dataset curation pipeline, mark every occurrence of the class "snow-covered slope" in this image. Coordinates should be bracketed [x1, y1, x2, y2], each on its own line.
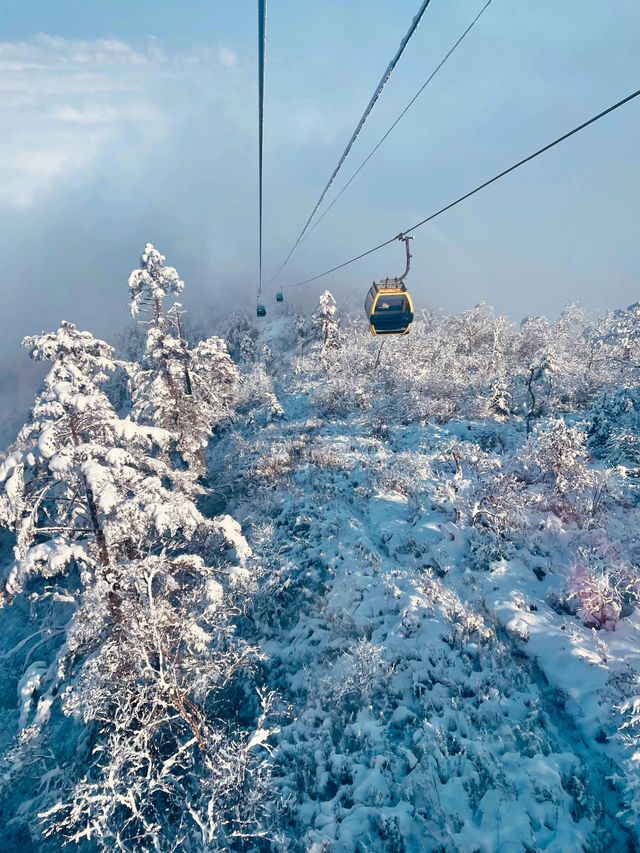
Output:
[209, 319, 640, 851]
[2, 276, 640, 851]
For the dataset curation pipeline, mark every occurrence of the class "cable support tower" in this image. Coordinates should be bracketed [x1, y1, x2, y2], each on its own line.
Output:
[257, 0, 267, 309]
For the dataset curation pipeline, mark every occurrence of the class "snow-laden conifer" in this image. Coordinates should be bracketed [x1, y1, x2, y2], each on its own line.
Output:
[313, 290, 341, 369]
[0, 320, 273, 850]
[128, 246, 239, 472]
[0, 322, 205, 597]
[128, 242, 184, 320]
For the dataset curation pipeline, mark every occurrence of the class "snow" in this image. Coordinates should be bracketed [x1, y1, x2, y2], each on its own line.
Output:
[81, 460, 120, 515]
[0, 450, 23, 484]
[17, 661, 47, 728]
[5, 540, 90, 596]
[2, 278, 640, 849]
[212, 514, 252, 565]
[205, 578, 223, 603]
[111, 415, 171, 449]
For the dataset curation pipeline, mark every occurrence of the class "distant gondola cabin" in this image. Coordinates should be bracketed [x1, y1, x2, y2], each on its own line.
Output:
[365, 280, 414, 336]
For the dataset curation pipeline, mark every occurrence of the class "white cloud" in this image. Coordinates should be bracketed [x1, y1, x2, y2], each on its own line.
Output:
[0, 34, 219, 208]
[218, 46, 237, 68]
[50, 102, 163, 125]
[4, 145, 97, 208]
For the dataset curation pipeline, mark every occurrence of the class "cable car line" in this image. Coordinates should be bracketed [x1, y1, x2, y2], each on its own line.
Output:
[256, 0, 267, 317]
[301, 0, 493, 246]
[269, 0, 434, 284]
[283, 86, 640, 291]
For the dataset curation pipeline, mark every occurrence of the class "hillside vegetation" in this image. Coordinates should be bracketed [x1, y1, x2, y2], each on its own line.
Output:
[1, 245, 640, 851]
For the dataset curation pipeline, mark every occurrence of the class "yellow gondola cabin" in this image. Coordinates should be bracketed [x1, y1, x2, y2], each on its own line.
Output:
[364, 233, 415, 336]
[365, 281, 414, 335]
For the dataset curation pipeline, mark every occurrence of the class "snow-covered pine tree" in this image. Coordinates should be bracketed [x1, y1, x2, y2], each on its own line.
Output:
[0, 322, 205, 764]
[1, 322, 123, 586]
[0, 322, 271, 849]
[295, 312, 307, 348]
[128, 242, 185, 321]
[313, 290, 341, 369]
[489, 315, 512, 419]
[490, 378, 512, 420]
[128, 244, 239, 473]
[224, 311, 259, 364]
[0, 321, 205, 599]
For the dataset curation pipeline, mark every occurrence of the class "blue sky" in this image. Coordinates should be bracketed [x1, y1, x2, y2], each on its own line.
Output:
[0, 0, 638, 354]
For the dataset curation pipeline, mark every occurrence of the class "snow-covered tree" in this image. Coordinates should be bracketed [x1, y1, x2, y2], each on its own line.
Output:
[525, 354, 556, 433]
[604, 302, 640, 375]
[488, 315, 513, 419]
[0, 320, 273, 849]
[313, 291, 341, 369]
[132, 324, 238, 473]
[224, 312, 260, 365]
[128, 245, 239, 472]
[0, 322, 209, 598]
[128, 243, 184, 322]
[40, 552, 274, 850]
[520, 417, 591, 500]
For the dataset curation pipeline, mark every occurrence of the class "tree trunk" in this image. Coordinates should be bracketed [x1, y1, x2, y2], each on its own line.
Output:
[173, 309, 194, 395]
[70, 415, 110, 566]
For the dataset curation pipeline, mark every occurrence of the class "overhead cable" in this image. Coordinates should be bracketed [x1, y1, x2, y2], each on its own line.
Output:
[284, 87, 640, 290]
[270, 0, 433, 283]
[302, 0, 493, 244]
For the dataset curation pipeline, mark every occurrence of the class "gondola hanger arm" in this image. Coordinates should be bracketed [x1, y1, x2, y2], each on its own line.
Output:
[395, 233, 414, 284]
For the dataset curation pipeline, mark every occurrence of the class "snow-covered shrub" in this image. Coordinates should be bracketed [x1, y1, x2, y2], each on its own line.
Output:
[255, 436, 309, 483]
[468, 527, 514, 571]
[310, 440, 362, 472]
[320, 640, 393, 710]
[313, 381, 353, 419]
[376, 451, 433, 500]
[589, 387, 640, 469]
[443, 602, 493, 650]
[568, 561, 622, 630]
[520, 417, 591, 497]
[568, 552, 640, 630]
[472, 471, 527, 534]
